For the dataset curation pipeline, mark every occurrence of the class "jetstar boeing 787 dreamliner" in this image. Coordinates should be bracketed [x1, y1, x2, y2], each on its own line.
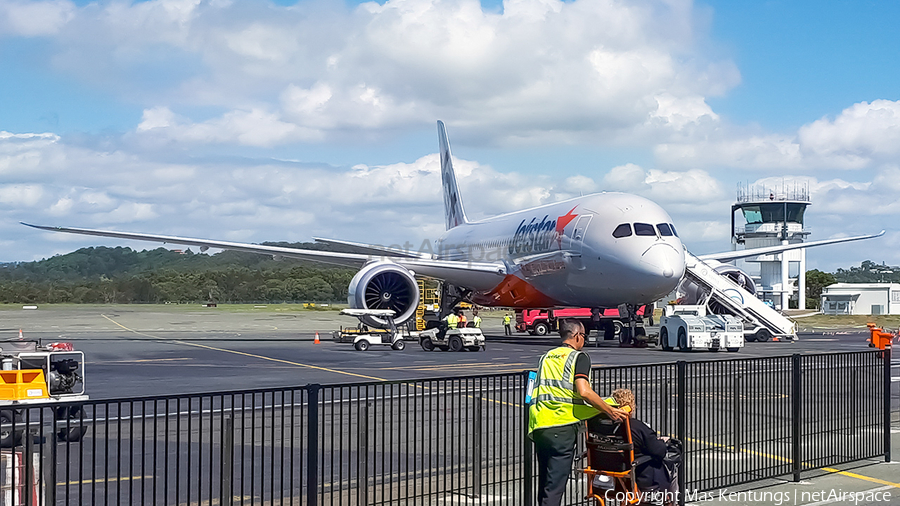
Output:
[24, 121, 881, 328]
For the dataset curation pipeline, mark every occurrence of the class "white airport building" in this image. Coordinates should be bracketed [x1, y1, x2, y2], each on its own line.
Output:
[820, 283, 900, 315]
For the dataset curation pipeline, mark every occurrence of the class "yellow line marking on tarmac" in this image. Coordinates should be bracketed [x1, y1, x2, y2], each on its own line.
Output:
[100, 316, 521, 409]
[58, 475, 154, 485]
[819, 468, 900, 490]
[684, 437, 900, 490]
[100, 314, 385, 382]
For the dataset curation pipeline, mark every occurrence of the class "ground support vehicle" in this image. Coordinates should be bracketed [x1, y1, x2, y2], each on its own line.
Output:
[418, 323, 485, 352]
[659, 305, 744, 352]
[515, 306, 652, 344]
[0, 340, 88, 446]
[334, 309, 409, 351]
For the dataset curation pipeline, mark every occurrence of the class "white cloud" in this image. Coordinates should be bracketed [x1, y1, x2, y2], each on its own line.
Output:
[4, 0, 739, 146]
[0, 0, 75, 36]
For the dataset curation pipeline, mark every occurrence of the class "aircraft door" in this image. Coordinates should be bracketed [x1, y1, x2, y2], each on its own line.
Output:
[570, 215, 592, 270]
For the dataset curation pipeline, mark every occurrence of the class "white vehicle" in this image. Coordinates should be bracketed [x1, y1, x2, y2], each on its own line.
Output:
[659, 305, 743, 352]
[336, 309, 408, 351]
[419, 324, 486, 352]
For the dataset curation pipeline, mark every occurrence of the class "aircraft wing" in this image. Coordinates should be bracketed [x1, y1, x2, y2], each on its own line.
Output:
[697, 231, 885, 262]
[313, 237, 432, 259]
[22, 223, 506, 288]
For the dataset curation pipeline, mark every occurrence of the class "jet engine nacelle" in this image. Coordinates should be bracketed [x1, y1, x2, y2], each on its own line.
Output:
[347, 261, 420, 328]
[678, 261, 756, 306]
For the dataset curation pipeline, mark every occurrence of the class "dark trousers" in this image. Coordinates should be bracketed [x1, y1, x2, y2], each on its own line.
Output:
[504, 324, 512, 335]
[532, 423, 579, 506]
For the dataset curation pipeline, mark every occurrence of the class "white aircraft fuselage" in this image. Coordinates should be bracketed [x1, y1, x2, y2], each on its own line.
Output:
[433, 193, 684, 308]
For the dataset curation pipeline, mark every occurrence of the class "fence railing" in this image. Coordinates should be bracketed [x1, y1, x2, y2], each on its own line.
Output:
[0, 350, 893, 505]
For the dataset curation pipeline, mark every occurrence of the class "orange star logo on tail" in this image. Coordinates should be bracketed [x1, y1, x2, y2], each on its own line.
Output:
[556, 206, 578, 248]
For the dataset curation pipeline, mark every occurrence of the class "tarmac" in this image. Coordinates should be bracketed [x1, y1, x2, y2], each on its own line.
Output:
[1, 304, 898, 505]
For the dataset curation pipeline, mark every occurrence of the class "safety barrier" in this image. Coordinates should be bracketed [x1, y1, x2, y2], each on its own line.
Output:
[0, 350, 892, 505]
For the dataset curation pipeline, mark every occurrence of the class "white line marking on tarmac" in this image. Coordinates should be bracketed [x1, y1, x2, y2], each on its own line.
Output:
[800, 485, 894, 505]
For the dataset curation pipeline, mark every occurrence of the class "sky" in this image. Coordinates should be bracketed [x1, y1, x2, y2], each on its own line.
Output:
[1, 0, 898, 272]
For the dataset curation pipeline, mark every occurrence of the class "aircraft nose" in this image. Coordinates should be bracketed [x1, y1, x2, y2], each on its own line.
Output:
[640, 243, 685, 279]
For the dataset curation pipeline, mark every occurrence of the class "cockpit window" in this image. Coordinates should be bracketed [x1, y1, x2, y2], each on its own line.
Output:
[657, 223, 673, 236]
[670, 224, 678, 237]
[612, 223, 632, 238]
[634, 223, 656, 236]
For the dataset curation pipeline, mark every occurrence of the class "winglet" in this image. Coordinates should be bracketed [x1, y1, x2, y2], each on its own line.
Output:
[437, 120, 469, 230]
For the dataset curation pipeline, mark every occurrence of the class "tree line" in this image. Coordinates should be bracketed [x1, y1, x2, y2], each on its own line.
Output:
[0, 245, 356, 304]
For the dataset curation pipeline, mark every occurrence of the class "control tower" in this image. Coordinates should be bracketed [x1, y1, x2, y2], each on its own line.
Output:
[731, 182, 811, 310]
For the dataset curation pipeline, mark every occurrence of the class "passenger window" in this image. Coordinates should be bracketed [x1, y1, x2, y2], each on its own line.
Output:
[657, 223, 673, 236]
[634, 223, 656, 236]
[670, 224, 678, 237]
[612, 223, 632, 238]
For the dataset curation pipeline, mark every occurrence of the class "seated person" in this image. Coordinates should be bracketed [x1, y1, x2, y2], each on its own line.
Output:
[610, 388, 673, 492]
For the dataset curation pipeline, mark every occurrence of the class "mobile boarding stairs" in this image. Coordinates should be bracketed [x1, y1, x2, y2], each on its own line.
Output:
[684, 252, 798, 342]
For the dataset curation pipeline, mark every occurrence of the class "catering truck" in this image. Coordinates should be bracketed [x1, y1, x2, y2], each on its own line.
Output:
[515, 306, 653, 341]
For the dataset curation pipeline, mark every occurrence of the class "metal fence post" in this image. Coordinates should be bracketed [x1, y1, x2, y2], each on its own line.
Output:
[45, 428, 56, 506]
[733, 374, 741, 453]
[24, 428, 33, 506]
[473, 394, 482, 499]
[792, 354, 802, 482]
[360, 401, 370, 506]
[307, 384, 320, 506]
[523, 371, 533, 506]
[885, 345, 892, 463]
[851, 368, 858, 434]
[677, 361, 686, 506]
[222, 414, 233, 506]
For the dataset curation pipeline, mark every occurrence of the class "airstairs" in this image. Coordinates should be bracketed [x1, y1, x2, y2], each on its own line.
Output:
[684, 252, 798, 341]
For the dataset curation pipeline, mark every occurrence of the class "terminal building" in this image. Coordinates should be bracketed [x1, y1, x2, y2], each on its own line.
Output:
[820, 283, 900, 315]
[731, 183, 811, 310]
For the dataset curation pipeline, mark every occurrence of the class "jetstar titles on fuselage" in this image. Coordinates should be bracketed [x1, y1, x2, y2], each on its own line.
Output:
[509, 207, 579, 256]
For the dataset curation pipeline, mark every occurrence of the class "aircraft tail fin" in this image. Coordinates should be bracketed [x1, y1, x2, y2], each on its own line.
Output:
[437, 120, 469, 230]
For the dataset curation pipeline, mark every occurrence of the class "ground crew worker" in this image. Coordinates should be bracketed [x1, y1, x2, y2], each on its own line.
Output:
[456, 309, 467, 328]
[472, 310, 482, 328]
[444, 311, 459, 329]
[503, 314, 512, 335]
[528, 319, 627, 506]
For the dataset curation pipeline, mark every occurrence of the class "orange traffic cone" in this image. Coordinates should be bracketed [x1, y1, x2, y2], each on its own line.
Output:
[314, 332, 320, 344]
[18, 329, 23, 339]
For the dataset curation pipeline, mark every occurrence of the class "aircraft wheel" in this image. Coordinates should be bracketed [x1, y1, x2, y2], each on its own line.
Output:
[56, 405, 86, 442]
[533, 322, 550, 336]
[677, 328, 691, 351]
[355, 340, 370, 351]
[0, 410, 23, 448]
[660, 327, 673, 351]
[449, 336, 463, 352]
[727, 347, 740, 353]
[755, 329, 771, 342]
[421, 338, 435, 351]
[392, 340, 406, 351]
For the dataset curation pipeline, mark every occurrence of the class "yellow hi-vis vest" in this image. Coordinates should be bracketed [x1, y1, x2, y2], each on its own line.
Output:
[445, 314, 459, 327]
[473, 316, 482, 327]
[528, 346, 599, 434]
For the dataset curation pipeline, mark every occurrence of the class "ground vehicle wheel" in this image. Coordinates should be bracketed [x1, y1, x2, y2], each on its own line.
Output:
[660, 327, 673, 351]
[421, 338, 435, 351]
[744, 332, 757, 342]
[619, 327, 632, 346]
[533, 322, 550, 336]
[613, 320, 623, 338]
[392, 340, 406, 351]
[0, 410, 23, 448]
[355, 339, 370, 351]
[677, 327, 691, 351]
[56, 405, 86, 442]
[727, 347, 740, 352]
[602, 321, 615, 340]
[466, 346, 480, 352]
[755, 328, 771, 342]
[448, 336, 463, 352]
